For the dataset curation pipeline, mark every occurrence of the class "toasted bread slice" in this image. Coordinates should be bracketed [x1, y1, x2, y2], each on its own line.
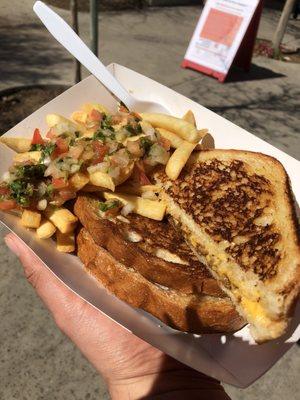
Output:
[74, 194, 225, 297]
[77, 228, 245, 333]
[155, 149, 300, 342]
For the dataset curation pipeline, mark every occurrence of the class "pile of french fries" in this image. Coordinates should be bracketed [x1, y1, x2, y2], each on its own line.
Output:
[0, 104, 214, 252]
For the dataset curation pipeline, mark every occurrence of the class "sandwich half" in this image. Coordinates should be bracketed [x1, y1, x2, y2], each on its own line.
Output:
[155, 149, 300, 342]
[75, 194, 245, 333]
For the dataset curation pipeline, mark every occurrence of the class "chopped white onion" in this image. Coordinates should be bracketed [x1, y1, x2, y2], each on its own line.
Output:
[37, 182, 47, 197]
[111, 149, 130, 167]
[2, 171, 10, 182]
[147, 143, 170, 166]
[37, 199, 47, 211]
[121, 202, 134, 216]
[87, 161, 109, 174]
[108, 166, 120, 179]
[43, 156, 51, 166]
[70, 164, 80, 174]
[140, 121, 155, 139]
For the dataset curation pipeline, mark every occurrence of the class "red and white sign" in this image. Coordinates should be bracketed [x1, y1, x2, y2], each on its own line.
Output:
[182, 0, 261, 82]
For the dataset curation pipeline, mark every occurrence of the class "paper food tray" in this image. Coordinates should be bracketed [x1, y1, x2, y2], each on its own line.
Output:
[0, 63, 299, 388]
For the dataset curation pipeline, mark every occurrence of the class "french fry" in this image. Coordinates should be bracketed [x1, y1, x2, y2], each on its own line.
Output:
[13, 151, 42, 164]
[140, 113, 200, 143]
[69, 172, 89, 191]
[166, 141, 196, 180]
[82, 103, 109, 115]
[118, 184, 160, 196]
[71, 110, 88, 125]
[103, 192, 166, 221]
[89, 171, 115, 191]
[81, 184, 105, 192]
[45, 207, 78, 234]
[21, 210, 41, 228]
[46, 114, 73, 127]
[46, 114, 83, 133]
[156, 128, 184, 149]
[36, 220, 56, 239]
[56, 231, 75, 253]
[123, 134, 146, 146]
[115, 162, 134, 186]
[200, 133, 215, 150]
[0, 137, 31, 153]
[182, 110, 196, 127]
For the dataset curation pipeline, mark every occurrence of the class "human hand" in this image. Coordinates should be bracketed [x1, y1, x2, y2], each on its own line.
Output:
[5, 233, 230, 400]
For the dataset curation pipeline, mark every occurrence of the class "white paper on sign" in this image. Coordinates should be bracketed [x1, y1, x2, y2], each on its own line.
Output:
[0, 64, 299, 388]
[184, 0, 259, 74]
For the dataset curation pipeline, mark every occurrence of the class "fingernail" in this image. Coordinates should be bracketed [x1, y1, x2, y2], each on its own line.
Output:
[5, 235, 22, 258]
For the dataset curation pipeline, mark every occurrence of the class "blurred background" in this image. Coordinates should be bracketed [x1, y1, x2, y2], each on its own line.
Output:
[0, 0, 299, 399]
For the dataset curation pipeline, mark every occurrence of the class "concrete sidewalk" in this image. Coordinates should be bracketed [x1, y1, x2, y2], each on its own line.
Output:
[0, 1, 299, 399]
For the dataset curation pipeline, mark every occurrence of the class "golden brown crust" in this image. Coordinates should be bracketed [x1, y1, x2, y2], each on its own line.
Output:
[77, 228, 245, 333]
[155, 149, 300, 341]
[74, 194, 225, 296]
[156, 149, 299, 283]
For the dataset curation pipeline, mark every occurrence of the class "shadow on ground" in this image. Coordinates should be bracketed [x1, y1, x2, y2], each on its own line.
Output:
[0, 19, 71, 85]
[227, 64, 285, 83]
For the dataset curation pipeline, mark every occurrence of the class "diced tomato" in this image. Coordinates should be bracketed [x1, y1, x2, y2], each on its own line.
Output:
[92, 142, 108, 165]
[136, 160, 145, 172]
[89, 109, 103, 122]
[130, 111, 142, 121]
[0, 186, 10, 195]
[139, 170, 151, 185]
[59, 189, 76, 201]
[52, 178, 69, 189]
[46, 127, 57, 139]
[68, 145, 84, 159]
[111, 115, 123, 125]
[0, 199, 17, 210]
[135, 161, 151, 185]
[31, 128, 44, 145]
[52, 138, 69, 158]
[119, 105, 129, 113]
[159, 136, 171, 151]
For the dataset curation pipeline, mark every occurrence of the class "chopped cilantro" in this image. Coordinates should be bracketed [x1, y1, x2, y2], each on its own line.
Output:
[93, 130, 106, 142]
[30, 143, 43, 151]
[93, 129, 116, 142]
[99, 200, 120, 212]
[9, 180, 34, 206]
[101, 115, 115, 132]
[46, 184, 53, 197]
[125, 123, 142, 136]
[41, 143, 55, 160]
[140, 137, 153, 153]
[15, 164, 46, 180]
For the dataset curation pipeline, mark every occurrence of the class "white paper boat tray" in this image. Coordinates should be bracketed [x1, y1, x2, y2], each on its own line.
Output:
[1, 63, 299, 388]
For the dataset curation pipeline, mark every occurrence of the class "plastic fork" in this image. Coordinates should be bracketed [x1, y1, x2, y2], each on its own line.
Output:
[33, 1, 170, 114]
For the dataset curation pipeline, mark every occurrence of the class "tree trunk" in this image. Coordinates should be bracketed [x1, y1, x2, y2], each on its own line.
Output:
[272, 0, 296, 57]
[70, 0, 81, 83]
[90, 0, 99, 56]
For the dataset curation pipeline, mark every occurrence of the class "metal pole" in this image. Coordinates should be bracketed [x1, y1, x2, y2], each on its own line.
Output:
[70, 0, 81, 83]
[90, 0, 99, 56]
[272, 0, 296, 57]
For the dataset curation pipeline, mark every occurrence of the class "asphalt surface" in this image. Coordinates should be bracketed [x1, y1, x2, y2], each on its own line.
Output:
[0, 1, 299, 399]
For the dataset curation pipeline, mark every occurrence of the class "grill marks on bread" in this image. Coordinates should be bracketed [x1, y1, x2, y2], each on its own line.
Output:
[163, 159, 282, 280]
[74, 195, 226, 296]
